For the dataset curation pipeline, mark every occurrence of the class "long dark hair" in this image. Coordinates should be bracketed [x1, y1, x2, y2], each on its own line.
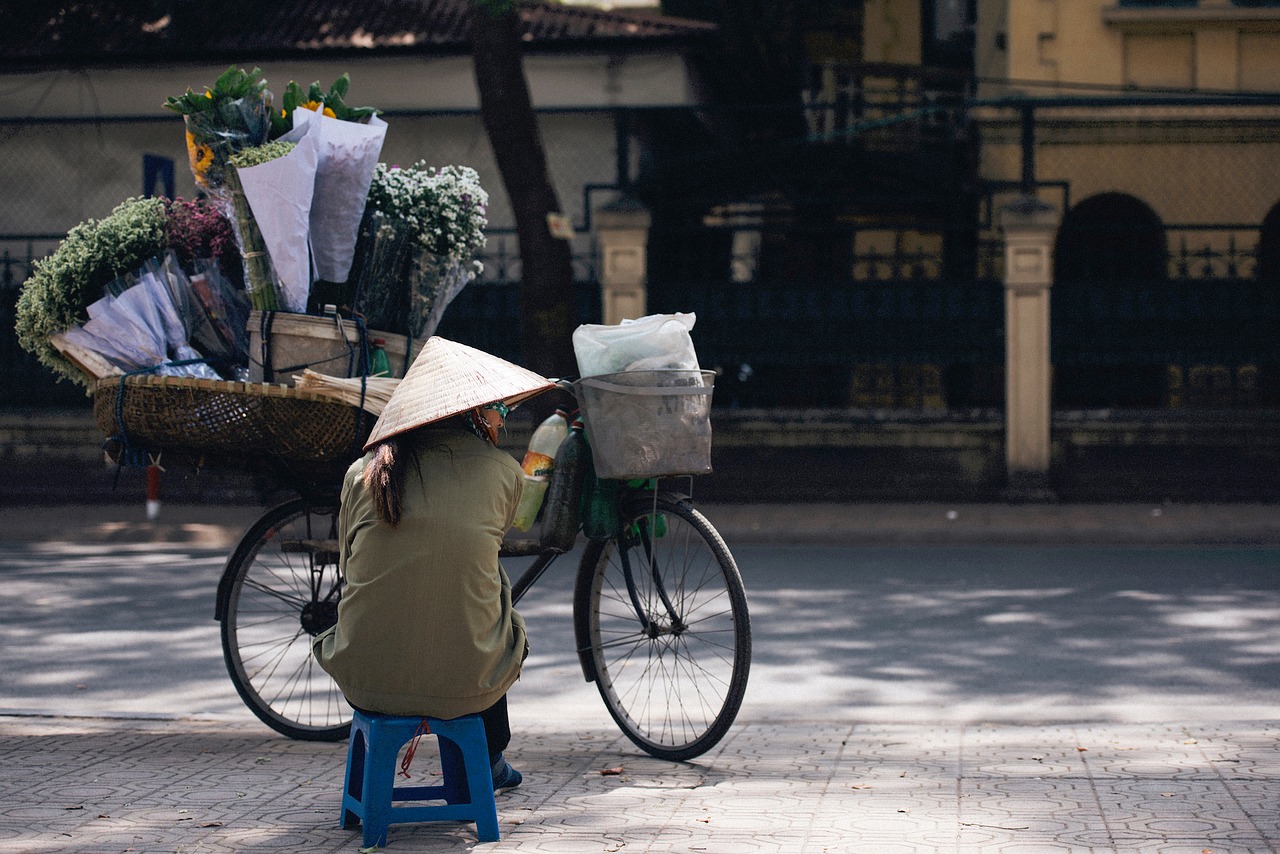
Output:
[362, 415, 472, 526]
[363, 436, 410, 526]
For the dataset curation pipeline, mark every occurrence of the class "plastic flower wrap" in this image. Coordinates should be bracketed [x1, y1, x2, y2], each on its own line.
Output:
[164, 66, 272, 193]
[187, 258, 250, 368]
[62, 254, 222, 380]
[292, 105, 387, 286]
[14, 197, 169, 386]
[149, 252, 249, 372]
[406, 250, 469, 340]
[269, 75, 384, 287]
[351, 162, 488, 337]
[348, 210, 416, 331]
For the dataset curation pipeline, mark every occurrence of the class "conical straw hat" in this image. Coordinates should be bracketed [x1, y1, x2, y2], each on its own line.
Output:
[364, 336, 554, 450]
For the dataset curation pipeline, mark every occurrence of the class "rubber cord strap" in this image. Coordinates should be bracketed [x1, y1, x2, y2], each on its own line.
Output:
[107, 358, 217, 486]
[348, 315, 369, 461]
[398, 719, 432, 779]
[255, 309, 370, 460]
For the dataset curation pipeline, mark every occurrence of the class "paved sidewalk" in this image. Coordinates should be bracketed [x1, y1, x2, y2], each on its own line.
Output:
[2, 503, 1279, 852]
[4, 714, 1278, 853]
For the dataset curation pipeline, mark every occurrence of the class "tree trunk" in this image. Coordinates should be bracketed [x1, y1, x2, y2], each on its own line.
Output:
[470, 3, 577, 391]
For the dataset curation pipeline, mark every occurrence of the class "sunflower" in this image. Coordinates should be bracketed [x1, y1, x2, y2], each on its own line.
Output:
[297, 100, 338, 119]
[184, 129, 216, 187]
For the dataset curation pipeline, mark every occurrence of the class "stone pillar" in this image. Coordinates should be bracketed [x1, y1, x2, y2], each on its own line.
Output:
[594, 197, 650, 325]
[999, 196, 1060, 501]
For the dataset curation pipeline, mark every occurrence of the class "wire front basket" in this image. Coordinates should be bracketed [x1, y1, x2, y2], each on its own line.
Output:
[573, 369, 714, 480]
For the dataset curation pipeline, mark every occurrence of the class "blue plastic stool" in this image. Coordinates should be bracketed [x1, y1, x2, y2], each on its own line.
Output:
[341, 710, 500, 846]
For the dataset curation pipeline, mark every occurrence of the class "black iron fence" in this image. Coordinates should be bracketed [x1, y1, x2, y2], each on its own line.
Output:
[646, 222, 1005, 409]
[1051, 223, 1280, 408]
[5, 93, 1280, 413]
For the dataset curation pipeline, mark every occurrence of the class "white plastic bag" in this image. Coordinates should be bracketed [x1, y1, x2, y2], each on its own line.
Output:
[572, 312, 699, 377]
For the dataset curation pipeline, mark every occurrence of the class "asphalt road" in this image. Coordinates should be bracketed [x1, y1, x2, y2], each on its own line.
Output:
[4, 538, 1278, 730]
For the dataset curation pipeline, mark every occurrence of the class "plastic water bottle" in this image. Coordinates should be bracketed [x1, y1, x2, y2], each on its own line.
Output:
[511, 410, 569, 531]
[369, 338, 391, 377]
[541, 416, 588, 550]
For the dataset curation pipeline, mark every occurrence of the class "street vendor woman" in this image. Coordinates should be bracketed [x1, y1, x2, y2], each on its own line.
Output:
[313, 336, 554, 791]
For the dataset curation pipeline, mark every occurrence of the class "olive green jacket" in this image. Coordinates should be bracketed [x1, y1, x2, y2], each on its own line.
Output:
[313, 429, 528, 718]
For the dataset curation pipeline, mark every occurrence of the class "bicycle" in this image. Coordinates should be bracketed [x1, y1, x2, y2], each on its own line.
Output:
[212, 382, 752, 762]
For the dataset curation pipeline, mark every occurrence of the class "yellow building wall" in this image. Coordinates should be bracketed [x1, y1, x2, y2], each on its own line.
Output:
[979, 0, 1280, 94]
[977, 0, 1280, 230]
[1124, 33, 1195, 89]
[863, 0, 922, 65]
[1039, 141, 1280, 224]
[1240, 33, 1280, 91]
[983, 133, 1280, 206]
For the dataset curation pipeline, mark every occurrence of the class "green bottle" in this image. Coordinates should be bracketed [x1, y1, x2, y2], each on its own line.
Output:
[541, 416, 588, 551]
[369, 337, 391, 377]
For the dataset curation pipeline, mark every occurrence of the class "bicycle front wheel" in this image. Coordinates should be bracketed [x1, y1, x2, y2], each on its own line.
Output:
[219, 498, 350, 741]
[576, 494, 751, 761]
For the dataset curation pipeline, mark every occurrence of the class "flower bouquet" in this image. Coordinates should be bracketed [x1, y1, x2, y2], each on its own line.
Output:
[167, 69, 385, 314]
[226, 138, 315, 312]
[62, 252, 223, 380]
[351, 162, 488, 339]
[281, 76, 387, 289]
[15, 196, 252, 387]
[164, 66, 272, 194]
[165, 199, 248, 362]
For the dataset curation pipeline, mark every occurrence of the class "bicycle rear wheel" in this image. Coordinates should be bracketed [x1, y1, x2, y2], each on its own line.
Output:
[219, 498, 350, 741]
[576, 494, 751, 761]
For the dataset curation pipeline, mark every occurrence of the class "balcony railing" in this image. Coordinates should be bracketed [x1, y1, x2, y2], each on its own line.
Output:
[802, 61, 972, 147]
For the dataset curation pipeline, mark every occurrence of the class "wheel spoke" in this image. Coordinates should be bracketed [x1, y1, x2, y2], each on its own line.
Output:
[220, 500, 350, 741]
[239, 576, 309, 610]
[583, 495, 751, 761]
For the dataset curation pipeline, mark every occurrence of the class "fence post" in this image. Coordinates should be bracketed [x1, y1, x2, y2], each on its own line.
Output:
[999, 195, 1060, 500]
[593, 196, 650, 325]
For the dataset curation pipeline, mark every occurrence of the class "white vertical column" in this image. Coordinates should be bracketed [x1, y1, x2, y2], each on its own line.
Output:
[999, 197, 1060, 499]
[593, 198, 651, 325]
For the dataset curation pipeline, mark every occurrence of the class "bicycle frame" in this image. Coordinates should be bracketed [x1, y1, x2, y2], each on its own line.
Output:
[209, 375, 750, 757]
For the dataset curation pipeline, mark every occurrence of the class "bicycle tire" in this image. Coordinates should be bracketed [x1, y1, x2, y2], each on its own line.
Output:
[575, 494, 751, 761]
[219, 498, 351, 741]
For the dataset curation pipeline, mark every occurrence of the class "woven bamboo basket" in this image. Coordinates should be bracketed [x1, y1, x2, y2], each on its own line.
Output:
[93, 375, 373, 473]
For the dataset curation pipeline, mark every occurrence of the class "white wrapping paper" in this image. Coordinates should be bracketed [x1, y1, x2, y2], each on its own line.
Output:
[235, 124, 319, 313]
[293, 107, 388, 283]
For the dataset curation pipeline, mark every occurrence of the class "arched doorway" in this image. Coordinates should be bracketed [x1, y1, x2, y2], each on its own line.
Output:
[1052, 193, 1167, 408]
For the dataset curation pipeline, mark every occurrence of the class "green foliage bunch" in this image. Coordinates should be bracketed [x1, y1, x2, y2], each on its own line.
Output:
[162, 65, 270, 117]
[15, 197, 169, 386]
[228, 140, 297, 169]
[268, 73, 379, 139]
[163, 66, 272, 190]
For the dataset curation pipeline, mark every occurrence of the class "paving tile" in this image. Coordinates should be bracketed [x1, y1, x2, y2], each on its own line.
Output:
[957, 844, 1097, 854]
[2, 717, 1280, 852]
[1230, 782, 1280, 836]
